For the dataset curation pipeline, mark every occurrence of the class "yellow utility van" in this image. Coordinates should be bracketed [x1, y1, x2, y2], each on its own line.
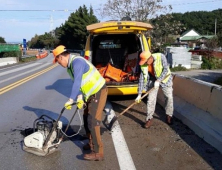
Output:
[84, 20, 153, 95]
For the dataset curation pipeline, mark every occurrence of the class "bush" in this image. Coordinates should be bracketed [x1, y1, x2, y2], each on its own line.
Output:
[170, 64, 187, 72]
[3, 51, 21, 58]
[201, 57, 222, 69]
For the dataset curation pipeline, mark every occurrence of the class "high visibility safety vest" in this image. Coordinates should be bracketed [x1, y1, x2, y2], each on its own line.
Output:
[141, 53, 171, 84]
[67, 55, 105, 101]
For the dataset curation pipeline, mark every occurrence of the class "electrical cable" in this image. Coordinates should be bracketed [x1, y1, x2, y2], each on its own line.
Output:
[59, 109, 83, 138]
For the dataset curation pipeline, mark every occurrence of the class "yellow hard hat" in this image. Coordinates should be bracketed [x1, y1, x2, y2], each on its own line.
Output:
[52, 45, 66, 63]
[139, 50, 151, 65]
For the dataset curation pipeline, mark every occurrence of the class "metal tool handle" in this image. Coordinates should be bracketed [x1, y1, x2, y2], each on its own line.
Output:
[43, 102, 78, 148]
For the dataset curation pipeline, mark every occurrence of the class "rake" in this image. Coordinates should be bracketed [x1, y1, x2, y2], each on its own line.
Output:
[107, 87, 155, 131]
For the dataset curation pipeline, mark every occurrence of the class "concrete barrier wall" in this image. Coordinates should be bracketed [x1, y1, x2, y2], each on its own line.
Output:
[207, 87, 222, 121]
[157, 74, 222, 154]
[0, 57, 18, 66]
[173, 75, 213, 111]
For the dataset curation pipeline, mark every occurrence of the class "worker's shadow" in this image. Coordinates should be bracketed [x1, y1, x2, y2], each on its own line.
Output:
[45, 78, 72, 98]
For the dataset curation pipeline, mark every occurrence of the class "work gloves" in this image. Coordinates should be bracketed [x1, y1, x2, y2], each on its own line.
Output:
[64, 95, 85, 110]
[135, 94, 142, 103]
[64, 98, 74, 110]
[77, 98, 84, 109]
[76, 94, 85, 109]
[154, 80, 160, 89]
[64, 96, 85, 110]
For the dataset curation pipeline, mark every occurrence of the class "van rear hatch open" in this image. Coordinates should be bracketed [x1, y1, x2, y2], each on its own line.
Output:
[85, 21, 153, 95]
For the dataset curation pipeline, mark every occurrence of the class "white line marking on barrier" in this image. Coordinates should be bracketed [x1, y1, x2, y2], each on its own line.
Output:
[104, 101, 136, 170]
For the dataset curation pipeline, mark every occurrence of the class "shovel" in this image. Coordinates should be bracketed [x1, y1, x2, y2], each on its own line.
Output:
[108, 87, 155, 131]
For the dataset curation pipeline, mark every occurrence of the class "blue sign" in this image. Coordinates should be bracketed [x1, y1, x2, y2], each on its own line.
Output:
[23, 39, 27, 48]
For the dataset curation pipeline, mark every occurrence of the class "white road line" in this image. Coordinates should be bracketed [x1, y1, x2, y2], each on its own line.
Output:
[0, 62, 31, 71]
[0, 62, 42, 76]
[0, 63, 52, 84]
[104, 101, 136, 170]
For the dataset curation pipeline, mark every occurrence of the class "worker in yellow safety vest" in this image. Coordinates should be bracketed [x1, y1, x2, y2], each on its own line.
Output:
[53, 45, 107, 161]
[135, 50, 174, 128]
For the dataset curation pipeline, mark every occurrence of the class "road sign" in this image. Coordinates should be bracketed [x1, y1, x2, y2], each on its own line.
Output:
[23, 39, 26, 48]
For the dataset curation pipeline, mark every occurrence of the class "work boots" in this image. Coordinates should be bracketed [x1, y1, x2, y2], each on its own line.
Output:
[166, 115, 173, 125]
[144, 119, 153, 129]
[83, 143, 92, 150]
[83, 151, 104, 161]
[83, 133, 93, 151]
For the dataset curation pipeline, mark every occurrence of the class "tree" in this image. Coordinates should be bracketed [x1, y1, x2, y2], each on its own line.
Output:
[150, 14, 186, 52]
[28, 33, 59, 49]
[205, 37, 219, 59]
[98, 0, 172, 21]
[97, 0, 184, 53]
[58, 5, 99, 49]
[0, 36, 6, 43]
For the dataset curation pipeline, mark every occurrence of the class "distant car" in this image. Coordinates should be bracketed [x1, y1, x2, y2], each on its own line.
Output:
[84, 20, 153, 95]
[194, 46, 200, 50]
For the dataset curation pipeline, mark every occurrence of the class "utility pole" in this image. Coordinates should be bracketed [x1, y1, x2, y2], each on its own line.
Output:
[215, 18, 217, 35]
[50, 14, 55, 37]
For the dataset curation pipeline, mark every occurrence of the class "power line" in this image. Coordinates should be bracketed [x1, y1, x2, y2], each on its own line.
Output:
[0, 9, 74, 12]
[171, 0, 222, 6]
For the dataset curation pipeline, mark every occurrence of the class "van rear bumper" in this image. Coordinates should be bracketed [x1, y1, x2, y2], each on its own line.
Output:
[107, 85, 138, 95]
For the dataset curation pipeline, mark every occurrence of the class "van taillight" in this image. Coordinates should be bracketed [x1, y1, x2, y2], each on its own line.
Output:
[84, 56, 89, 60]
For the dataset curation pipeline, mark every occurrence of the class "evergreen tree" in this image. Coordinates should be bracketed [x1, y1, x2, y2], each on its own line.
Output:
[0, 36, 6, 43]
[58, 5, 99, 49]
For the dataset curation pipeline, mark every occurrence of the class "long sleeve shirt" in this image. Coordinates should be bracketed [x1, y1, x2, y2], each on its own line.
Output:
[137, 53, 172, 95]
[69, 57, 90, 100]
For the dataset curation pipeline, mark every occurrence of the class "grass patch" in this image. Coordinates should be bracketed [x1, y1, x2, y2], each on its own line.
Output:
[170, 64, 187, 72]
[19, 56, 37, 63]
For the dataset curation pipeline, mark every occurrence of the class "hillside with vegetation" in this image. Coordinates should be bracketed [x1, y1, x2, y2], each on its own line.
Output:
[150, 9, 222, 51]
[28, 8, 221, 51]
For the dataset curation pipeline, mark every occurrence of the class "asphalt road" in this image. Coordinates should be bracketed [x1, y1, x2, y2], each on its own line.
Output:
[0, 56, 222, 170]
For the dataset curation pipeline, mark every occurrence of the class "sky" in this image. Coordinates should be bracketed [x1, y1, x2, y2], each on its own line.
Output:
[0, 0, 221, 43]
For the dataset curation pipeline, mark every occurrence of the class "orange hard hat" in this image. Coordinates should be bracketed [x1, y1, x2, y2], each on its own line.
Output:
[139, 50, 151, 65]
[52, 45, 66, 63]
